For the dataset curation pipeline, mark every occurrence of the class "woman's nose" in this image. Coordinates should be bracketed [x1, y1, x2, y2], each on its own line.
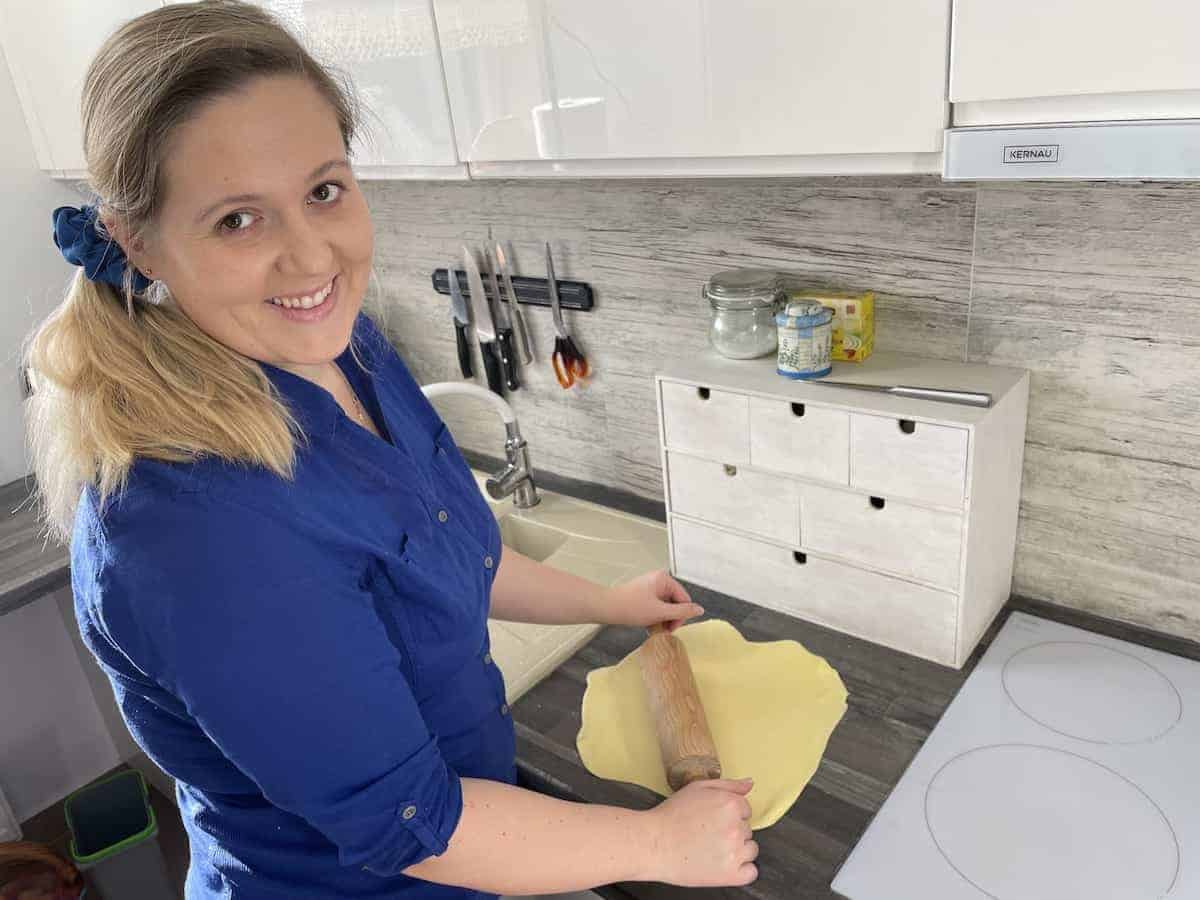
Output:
[276, 213, 335, 276]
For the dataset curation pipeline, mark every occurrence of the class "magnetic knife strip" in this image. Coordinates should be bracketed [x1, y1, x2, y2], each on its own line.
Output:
[431, 268, 594, 312]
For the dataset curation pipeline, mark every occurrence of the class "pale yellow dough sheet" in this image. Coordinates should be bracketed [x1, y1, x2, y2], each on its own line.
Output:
[576, 619, 848, 830]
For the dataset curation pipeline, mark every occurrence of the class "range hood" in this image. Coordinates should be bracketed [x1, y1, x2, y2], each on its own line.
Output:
[943, 119, 1200, 181]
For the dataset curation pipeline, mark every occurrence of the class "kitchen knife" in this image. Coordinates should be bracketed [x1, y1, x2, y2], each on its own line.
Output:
[494, 241, 534, 365]
[816, 380, 992, 408]
[446, 262, 473, 379]
[463, 246, 505, 396]
[483, 244, 519, 391]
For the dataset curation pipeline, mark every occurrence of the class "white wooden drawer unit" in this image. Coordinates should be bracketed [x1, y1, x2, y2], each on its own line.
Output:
[657, 351, 1030, 668]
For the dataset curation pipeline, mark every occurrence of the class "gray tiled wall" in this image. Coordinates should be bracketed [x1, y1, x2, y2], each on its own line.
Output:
[361, 177, 1200, 643]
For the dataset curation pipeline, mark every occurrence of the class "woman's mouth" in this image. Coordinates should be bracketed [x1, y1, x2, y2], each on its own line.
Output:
[265, 275, 339, 322]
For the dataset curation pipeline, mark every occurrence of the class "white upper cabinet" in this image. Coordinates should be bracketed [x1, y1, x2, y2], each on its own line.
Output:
[951, 0, 1200, 125]
[0, 1, 161, 175]
[252, 1, 465, 177]
[433, 0, 951, 175]
[0, 1, 465, 178]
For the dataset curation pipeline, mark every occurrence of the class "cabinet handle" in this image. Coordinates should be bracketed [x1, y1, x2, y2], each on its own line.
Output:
[869, 496, 886, 510]
[791, 402, 806, 417]
[898, 419, 916, 435]
[793, 551, 807, 565]
[723, 464, 737, 477]
[697, 387, 711, 400]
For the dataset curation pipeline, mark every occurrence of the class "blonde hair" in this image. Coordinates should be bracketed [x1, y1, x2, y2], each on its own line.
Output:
[23, 0, 367, 543]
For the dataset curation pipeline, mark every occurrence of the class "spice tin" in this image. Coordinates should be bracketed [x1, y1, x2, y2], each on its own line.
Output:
[775, 301, 833, 379]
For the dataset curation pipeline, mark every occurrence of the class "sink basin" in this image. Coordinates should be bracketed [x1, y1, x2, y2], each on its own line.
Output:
[475, 471, 669, 704]
[496, 515, 569, 563]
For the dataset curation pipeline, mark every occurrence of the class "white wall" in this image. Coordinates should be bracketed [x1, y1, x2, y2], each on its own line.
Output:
[0, 46, 123, 825]
[0, 42, 81, 485]
[0, 589, 121, 822]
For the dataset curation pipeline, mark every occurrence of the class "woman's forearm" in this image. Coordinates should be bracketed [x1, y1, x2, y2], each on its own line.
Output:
[488, 548, 611, 625]
[404, 778, 656, 894]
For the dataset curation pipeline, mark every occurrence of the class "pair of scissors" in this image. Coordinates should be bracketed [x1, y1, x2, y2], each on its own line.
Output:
[545, 243, 590, 389]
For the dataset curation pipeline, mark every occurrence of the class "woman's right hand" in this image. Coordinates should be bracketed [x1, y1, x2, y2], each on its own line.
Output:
[643, 777, 760, 887]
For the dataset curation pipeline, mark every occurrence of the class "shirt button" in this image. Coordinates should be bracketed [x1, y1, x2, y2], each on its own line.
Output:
[483, 651, 493, 665]
[437, 509, 449, 523]
[402, 805, 417, 820]
[500, 703, 509, 716]
[483, 555, 494, 569]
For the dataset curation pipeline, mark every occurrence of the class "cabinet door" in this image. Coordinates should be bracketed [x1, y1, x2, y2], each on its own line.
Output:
[951, 0, 1200, 104]
[0, 1, 162, 174]
[254, 1, 461, 171]
[434, 0, 950, 163]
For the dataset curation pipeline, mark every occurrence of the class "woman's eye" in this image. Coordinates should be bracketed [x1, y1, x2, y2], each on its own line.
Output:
[218, 211, 255, 234]
[309, 182, 343, 204]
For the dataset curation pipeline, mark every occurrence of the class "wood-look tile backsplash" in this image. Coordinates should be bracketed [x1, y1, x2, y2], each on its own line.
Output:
[361, 177, 1200, 643]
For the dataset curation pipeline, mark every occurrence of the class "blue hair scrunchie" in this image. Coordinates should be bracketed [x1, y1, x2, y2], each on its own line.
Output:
[52, 205, 152, 293]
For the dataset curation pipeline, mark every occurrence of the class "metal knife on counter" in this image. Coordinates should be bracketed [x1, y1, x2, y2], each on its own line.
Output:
[462, 246, 506, 396]
[446, 260, 473, 379]
[816, 381, 992, 408]
[483, 244, 519, 391]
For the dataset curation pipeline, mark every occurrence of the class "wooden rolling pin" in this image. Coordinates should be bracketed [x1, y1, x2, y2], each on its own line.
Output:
[637, 622, 722, 791]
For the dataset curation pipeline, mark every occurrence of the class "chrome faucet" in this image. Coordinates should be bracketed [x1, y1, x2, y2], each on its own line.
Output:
[420, 382, 540, 509]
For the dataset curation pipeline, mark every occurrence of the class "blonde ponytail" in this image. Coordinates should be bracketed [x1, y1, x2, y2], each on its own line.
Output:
[23, 273, 303, 542]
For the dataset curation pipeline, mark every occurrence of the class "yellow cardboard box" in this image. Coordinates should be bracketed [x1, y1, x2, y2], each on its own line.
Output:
[787, 290, 874, 362]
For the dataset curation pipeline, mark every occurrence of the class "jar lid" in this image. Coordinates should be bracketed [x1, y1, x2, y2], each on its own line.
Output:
[703, 268, 781, 310]
[776, 302, 833, 328]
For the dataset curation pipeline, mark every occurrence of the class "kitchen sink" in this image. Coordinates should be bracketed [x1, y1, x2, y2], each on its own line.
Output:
[496, 515, 569, 563]
[474, 471, 669, 704]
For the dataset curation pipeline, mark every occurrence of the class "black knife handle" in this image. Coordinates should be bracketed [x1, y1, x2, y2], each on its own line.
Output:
[454, 322, 473, 379]
[496, 329, 519, 391]
[480, 340, 505, 396]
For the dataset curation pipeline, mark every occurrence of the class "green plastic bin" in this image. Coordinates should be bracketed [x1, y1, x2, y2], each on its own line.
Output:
[65, 770, 173, 899]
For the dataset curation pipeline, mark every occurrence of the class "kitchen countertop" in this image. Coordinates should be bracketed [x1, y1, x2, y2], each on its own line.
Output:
[511, 585, 1200, 900]
[9, 472, 1200, 898]
[0, 476, 69, 617]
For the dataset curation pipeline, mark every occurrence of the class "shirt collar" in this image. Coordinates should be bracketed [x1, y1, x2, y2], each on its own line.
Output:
[258, 317, 369, 439]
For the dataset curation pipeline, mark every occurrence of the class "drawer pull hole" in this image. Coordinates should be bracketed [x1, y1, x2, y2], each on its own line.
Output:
[793, 551, 807, 565]
[697, 387, 711, 400]
[899, 419, 917, 435]
[869, 496, 886, 510]
[723, 464, 738, 477]
[791, 402, 806, 417]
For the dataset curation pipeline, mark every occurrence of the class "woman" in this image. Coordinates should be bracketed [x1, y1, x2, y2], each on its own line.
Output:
[22, 3, 758, 898]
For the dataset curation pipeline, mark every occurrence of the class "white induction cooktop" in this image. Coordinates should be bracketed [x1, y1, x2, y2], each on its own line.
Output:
[833, 612, 1198, 900]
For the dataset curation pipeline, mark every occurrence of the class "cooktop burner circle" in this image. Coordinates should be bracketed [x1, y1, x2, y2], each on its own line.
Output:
[925, 744, 1179, 900]
[1002, 641, 1182, 744]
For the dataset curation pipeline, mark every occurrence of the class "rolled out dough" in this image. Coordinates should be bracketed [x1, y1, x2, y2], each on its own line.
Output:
[576, 619, 848, 830]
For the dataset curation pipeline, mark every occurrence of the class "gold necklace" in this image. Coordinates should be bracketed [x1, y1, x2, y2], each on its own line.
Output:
[333, 364, 369, 429]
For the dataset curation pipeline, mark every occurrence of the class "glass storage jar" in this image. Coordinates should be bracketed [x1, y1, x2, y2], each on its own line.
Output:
[702, 268, 782, 359]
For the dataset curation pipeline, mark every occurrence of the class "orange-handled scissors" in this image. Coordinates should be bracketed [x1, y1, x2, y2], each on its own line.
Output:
[546, 243, 590, 389]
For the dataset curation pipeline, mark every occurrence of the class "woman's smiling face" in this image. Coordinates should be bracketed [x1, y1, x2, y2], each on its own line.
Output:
[136, 75, 374, 373]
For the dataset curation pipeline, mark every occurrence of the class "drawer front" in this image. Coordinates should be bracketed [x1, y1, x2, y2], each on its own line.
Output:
[749, 397, 849, 484]
[671, 517, 956, 664]
[849, 413, 968, 508]
[668, 452, 800, 546]
[660, 381, 749, 463]
[800, 483, 963, 591]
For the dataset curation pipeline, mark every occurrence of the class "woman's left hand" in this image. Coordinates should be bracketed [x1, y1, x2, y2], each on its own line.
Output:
[603, 570, 705, 632]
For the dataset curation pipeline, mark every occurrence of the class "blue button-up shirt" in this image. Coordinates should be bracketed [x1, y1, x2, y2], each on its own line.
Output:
[70, 312, 514, 899]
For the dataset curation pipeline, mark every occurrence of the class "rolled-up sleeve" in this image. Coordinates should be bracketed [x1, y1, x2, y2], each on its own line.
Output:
[96, 490, 460, 875]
